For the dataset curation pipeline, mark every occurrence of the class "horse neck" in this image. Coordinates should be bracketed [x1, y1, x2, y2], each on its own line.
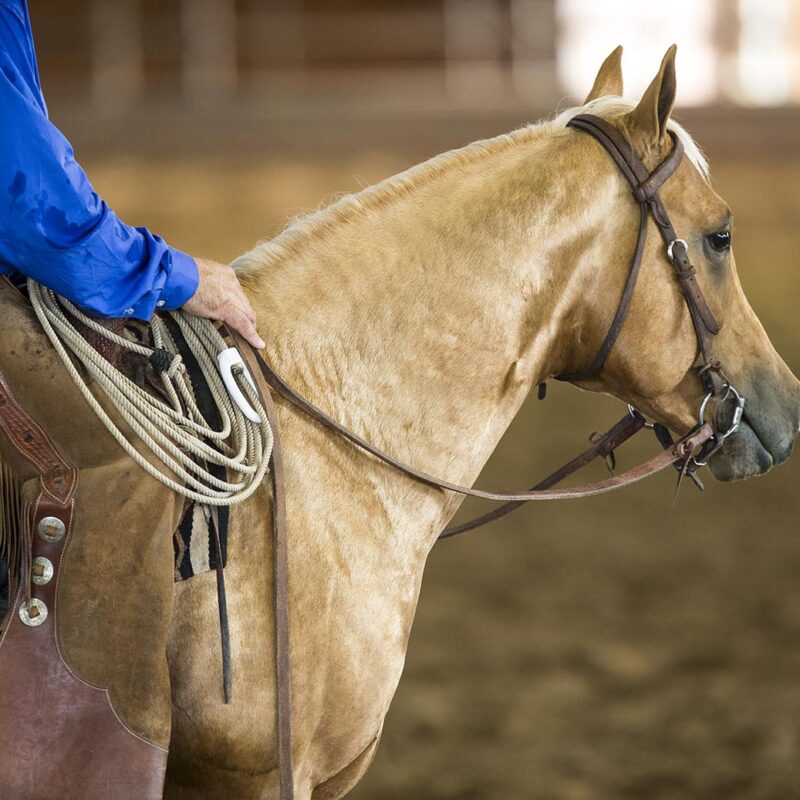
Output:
[244, 132, 609, 550]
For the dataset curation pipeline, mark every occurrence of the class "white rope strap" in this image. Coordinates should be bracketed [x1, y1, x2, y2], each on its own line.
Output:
[28, 280, 273, 506]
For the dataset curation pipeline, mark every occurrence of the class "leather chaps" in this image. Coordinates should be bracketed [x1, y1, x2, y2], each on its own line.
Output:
[0, 278, 182, 800]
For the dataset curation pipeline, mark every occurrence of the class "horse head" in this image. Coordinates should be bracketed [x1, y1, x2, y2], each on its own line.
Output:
[563, 46, 800, 482]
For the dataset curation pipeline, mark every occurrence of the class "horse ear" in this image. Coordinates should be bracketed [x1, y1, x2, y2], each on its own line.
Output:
[584, 46, 624, 103]
[627, 45, 677, 146]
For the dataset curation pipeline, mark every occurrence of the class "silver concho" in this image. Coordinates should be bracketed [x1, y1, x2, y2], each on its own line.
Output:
[37, 516, 66, 544]
[31, 556, 54, 586]
[19, 598, 48, 628]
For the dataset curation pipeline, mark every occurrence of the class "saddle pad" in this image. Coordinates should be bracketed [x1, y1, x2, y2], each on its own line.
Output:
[173, 501, 229, 582]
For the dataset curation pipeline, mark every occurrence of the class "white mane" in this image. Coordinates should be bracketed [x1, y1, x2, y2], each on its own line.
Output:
[234, 96, 708, 277]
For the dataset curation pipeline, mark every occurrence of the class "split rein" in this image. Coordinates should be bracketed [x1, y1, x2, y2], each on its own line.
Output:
[244, 348, 716, 534]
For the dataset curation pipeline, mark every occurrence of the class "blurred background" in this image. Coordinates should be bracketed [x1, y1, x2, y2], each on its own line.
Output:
[32, 1, 800, 798]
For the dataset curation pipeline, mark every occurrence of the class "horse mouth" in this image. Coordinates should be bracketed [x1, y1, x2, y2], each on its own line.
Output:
[707, 413, 786, 482]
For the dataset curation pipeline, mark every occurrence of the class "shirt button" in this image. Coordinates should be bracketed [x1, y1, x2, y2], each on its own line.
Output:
[156, 300, 165, 308]
[123, 307, 134, 316]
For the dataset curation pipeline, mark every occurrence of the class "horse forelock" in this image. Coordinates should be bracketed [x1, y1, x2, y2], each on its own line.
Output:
[233, 96, 709, 282]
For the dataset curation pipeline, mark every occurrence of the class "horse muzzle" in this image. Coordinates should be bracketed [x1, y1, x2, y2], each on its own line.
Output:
[706, 387, 799, 482]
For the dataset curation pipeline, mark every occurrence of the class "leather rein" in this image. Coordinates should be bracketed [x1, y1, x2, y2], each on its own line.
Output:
[227, 113, 746, 799]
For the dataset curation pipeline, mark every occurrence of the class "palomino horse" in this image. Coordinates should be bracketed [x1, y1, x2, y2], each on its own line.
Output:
[1, 46, 798, 799]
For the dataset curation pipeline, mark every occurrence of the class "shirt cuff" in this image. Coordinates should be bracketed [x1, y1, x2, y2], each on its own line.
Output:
[159, 248, 199, 310]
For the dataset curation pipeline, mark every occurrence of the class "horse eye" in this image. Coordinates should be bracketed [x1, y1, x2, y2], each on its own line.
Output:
[707, 229, 731, 253]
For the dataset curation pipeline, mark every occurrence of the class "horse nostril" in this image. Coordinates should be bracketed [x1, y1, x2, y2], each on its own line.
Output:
[772, 437, 796, 466]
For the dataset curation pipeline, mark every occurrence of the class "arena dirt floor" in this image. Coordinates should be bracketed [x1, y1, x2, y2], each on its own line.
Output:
[82, 115, 800, 799]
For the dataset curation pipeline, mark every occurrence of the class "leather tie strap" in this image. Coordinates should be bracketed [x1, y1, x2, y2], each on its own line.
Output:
[0, 367, 77, 608]
[228, 333, 295, 800]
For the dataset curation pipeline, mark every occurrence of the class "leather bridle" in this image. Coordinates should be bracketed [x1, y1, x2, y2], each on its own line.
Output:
[228, 113, 747, 800]
[557, 115, 721, 387]
[555, 114, 745, 467]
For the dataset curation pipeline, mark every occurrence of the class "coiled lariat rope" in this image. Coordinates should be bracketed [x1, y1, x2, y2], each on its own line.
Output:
[28, 279, 273, 506]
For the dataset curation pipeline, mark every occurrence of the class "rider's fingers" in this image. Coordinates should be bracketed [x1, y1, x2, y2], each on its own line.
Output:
[224, 304, 265, 350]
[237, 294, 258, 326]
[223, 267, 258, 324]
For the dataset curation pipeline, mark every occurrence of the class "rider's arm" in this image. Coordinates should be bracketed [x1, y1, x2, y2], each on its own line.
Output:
[0, 1, 198, 319]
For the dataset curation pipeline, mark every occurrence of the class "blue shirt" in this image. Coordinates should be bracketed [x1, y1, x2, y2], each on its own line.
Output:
[0, 0, 198, 319]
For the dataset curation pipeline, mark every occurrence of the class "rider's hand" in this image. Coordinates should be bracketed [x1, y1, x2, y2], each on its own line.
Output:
[182, 258, 265, 349]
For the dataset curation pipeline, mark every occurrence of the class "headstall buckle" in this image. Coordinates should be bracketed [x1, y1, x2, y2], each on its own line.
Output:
[666, 238, 688, 262]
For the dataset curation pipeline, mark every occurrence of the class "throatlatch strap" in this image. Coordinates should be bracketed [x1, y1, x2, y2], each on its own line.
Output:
[555, 202, 649, 382]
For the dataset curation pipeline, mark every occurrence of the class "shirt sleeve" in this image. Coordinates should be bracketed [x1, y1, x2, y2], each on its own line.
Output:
[0, 7, 198, 319]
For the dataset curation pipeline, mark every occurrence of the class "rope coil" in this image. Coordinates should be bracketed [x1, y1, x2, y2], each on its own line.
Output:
[28, 280, 273, 506]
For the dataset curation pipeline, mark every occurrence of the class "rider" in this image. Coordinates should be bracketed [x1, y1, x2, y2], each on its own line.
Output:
[0, 1, 264, 349]
[0, 0, 264, 615]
